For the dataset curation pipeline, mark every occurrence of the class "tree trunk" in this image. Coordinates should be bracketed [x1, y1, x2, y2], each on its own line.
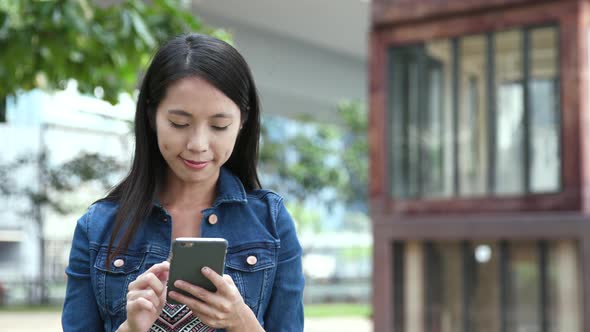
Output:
[36, 126, 48, 304]
[0, 96, 6, 123]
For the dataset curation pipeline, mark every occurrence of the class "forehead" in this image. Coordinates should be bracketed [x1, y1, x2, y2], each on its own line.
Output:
[158, 76, 239, 116]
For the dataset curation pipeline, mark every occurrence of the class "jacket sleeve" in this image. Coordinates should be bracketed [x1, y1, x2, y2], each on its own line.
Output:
[263, 199, 305, 331]
[62, 211, 104, 331]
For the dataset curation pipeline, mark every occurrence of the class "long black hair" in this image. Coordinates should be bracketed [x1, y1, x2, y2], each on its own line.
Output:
[102, 34, 262, 264]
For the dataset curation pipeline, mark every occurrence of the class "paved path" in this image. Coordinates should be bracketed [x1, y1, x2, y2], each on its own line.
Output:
[304, 317, 373, 332]
[0, 311, 373, 332]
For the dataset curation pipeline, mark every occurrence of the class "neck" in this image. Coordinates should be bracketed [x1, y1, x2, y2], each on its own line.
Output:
[159, 169, 218, 210]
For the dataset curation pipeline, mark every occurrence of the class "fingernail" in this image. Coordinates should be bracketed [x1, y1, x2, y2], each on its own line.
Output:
[174, 280, 183, 287]
[202, 267, 209, 273]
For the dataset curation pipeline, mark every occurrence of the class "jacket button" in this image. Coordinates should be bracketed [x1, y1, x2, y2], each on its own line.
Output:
[246, 255, 257, 266]
[208, 214, 218, 225]
[113, 259, 125, 268]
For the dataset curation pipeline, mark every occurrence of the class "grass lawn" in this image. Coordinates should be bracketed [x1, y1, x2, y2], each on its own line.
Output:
[304, 303, 371, 318]
[0, 303, 372, 318]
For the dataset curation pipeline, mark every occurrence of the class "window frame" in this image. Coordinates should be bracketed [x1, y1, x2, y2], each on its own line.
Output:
[383, 23, 567, 214]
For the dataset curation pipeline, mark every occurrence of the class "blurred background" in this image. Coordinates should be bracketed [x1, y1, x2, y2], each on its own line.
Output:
[2, 0, 586, 332]
[0, 0, 371, 331]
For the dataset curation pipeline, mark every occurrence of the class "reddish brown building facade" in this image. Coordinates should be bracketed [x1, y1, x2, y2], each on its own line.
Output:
[369, 0, 590, 331]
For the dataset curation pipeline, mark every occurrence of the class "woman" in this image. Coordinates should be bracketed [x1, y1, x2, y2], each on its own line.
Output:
[61, 33, 305, 332]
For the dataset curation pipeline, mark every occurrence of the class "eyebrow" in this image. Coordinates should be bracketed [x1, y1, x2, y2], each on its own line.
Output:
[167, 110, 234, 119]
[211, 113, 234, 119]
[168, 110, 192, 117]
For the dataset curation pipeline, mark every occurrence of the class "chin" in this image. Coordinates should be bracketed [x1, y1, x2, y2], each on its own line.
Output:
[185, 167, 218, 181]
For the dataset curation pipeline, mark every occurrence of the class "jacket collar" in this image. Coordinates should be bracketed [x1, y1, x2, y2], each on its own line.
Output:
[212, 167, 248, 207]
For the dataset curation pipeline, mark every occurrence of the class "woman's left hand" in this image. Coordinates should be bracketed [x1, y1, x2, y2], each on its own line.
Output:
[168, 267, 259, 331]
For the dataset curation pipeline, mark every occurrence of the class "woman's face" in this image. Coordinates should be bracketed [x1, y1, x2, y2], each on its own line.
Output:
[155, 76, 242, 185]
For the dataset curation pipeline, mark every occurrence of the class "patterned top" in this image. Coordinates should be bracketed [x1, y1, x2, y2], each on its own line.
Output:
[150, 302, 214, 332]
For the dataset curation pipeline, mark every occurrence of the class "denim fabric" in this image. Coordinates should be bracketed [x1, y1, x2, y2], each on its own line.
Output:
[62, 168, 305, 332]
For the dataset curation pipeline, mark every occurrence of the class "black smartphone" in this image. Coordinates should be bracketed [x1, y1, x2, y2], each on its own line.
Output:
[166, 237, 228, 305]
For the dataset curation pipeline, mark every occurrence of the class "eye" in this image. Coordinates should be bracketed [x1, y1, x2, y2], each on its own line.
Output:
[212, 125, 230, 131]
[169, 121, 188, 128]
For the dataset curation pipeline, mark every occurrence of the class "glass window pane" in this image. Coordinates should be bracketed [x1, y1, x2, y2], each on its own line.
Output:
[393, 242, 406, 332]
[389, 43, 454, 199]
[422, 41, 454, 198]
[425, 242, 464, 332]
[469, 242, 501, 332]
[407, 56, 421, 197]
[495, 30, 525, 195]
[404, 241, 425, 331]
[389, 49, 410, 198]
[529, 27, 560, 192]
[548, 241, 581, 332]
[389, 47, 421, 198]
[509, 242, 540, 332]
[459, 36, 489, 196]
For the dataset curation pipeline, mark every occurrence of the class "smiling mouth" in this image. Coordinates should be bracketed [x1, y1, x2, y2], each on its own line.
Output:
[181, 158, 210, 170]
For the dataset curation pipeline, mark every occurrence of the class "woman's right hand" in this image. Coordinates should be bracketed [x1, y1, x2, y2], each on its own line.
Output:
[118, 261, 170, 332]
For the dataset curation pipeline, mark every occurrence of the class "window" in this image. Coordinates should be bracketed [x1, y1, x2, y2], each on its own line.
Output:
[393, 240, 581, 332]
[529, 28, 560, 192]
[495, 30, 525, 195]
[388, 26, 560, 199]
[389, 42, 454, 198]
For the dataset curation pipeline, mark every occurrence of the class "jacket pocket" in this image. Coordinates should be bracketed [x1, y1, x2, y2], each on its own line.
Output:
[225, 244, 277, 315]
[93, 247, 146, 315]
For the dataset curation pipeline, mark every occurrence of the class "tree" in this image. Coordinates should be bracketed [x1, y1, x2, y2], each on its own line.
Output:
[0, 0, 229, 121]
[0, 150, 126, 305]
[259, 115, 346, 204]
[336, 101, 368, 211]
[259, 101, 369, 232]
[0, 0, 225, 304]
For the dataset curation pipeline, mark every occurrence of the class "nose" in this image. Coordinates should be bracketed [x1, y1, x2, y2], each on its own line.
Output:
[186, 128, 208, 152]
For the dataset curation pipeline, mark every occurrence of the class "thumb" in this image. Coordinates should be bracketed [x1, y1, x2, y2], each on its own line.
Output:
[152, 261, 170, 282]
[156, 269, 169, 283]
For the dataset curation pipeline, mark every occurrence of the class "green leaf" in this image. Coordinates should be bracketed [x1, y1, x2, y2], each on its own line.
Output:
[130, 11, 155, 48]
[2, 0, 220, 104]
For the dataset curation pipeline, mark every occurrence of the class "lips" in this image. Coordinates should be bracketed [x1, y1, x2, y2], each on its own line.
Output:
[181, 157, 210, 170]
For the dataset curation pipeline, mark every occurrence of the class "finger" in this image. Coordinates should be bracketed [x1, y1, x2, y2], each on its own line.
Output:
[128, 273, 164, 293]
[152, 261, 170, 282]
[173, 280, 218, 303]
[148, 261, 170, 281]
[127, 297, 157, 315]
[129, 272, 166, 296]
[127, 288, 160, 306]
[156, 269, 169, 283]
[222, 274, 236, 286]
[168, 290, 218, 319]
[135, 261, 169, 281]
[174, 280, 237, 315]
[201, 267, 229, 293]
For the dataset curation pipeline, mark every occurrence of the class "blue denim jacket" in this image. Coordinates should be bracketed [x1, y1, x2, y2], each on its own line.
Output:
[62, 168, 305, 331]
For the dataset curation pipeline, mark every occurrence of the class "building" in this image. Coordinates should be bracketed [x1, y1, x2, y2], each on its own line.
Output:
[370, 0, 588, 331]
[191, 0, 369, 122]
[0, 87, 134, 304]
